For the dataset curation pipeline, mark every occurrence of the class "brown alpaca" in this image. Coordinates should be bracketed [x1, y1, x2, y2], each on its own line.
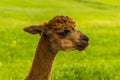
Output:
[24, 15, 89, 80]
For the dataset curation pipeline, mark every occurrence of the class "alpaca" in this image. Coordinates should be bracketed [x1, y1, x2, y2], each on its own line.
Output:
[24, 15, 89, 80]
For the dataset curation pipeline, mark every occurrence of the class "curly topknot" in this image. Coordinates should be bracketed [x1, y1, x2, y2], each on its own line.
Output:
[45, 15, 76, 29]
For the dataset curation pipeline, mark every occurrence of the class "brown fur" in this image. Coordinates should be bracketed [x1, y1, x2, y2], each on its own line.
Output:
[45, 15, 76, 29]
[24, 15, 89, 80]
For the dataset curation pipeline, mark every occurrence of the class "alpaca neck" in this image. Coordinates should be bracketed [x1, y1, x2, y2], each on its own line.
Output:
[25, 37, 57, 80]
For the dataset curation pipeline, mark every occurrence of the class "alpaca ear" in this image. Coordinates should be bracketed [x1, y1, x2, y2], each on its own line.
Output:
[24, 25, 43, 34]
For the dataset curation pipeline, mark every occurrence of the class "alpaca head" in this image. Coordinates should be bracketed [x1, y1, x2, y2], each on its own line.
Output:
[24, 15, 89, 51]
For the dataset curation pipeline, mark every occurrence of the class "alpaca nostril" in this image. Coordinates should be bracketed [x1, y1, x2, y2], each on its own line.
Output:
[81, 35, 89, 41]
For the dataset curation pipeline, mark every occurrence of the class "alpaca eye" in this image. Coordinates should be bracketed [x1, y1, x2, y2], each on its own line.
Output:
[58, 30, 69, 36]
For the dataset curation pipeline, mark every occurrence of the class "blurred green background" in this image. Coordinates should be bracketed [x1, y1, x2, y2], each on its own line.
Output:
[0, 0, 120, 80]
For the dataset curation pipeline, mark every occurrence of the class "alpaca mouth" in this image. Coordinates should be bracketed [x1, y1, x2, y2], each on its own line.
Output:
[77, 42, 89, 50]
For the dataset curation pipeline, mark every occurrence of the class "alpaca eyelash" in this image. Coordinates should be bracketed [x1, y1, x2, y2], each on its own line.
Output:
[57, 30, 70, 36]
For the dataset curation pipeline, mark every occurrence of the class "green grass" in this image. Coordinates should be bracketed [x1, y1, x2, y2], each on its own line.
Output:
[0, 0, 120, 80]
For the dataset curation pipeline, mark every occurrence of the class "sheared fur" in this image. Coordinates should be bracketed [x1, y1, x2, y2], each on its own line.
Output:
[24, 15, 89, 80]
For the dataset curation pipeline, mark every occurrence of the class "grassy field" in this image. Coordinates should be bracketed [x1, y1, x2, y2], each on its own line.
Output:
[0, 0, 120, 80]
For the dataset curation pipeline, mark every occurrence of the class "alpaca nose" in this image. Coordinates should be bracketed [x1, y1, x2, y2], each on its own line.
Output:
[81, 35, 89, 41]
